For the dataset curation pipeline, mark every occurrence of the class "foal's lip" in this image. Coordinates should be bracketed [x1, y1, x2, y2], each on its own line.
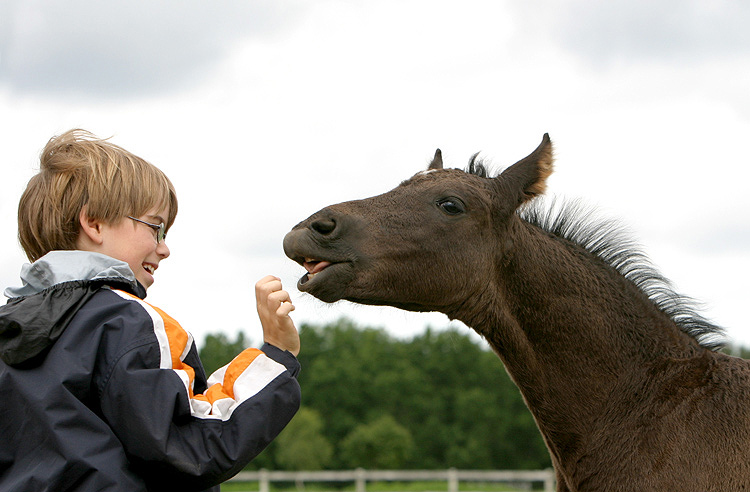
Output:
[303, 259, 332, 275]
[299, 259, 333, 286]
[297, 258, 348, 289]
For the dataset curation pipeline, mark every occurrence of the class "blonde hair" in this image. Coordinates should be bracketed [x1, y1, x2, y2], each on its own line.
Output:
[18, 129, 178, 262]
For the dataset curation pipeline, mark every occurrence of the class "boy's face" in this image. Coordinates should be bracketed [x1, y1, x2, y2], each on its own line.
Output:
[96, 206, 171, 289]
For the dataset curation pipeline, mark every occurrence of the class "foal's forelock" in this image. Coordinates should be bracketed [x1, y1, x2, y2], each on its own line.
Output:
[466, 154, 491, 178]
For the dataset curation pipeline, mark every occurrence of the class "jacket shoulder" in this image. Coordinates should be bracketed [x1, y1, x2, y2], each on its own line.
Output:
[100, 289, 195, 371]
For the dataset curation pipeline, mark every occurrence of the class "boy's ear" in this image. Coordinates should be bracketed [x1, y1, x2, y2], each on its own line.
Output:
[77, 206, 105, 246]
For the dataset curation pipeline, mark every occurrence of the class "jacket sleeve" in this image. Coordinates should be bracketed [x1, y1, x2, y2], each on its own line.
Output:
[96, 291, 301, 491]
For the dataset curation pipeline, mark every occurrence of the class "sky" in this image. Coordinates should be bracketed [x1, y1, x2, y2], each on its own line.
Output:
[1, 0, 749, 349]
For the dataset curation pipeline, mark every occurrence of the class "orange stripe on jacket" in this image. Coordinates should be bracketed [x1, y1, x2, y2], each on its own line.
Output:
[114, 290, 197, 396]
[111, 290, 283, 418]
[221, 348, 263, 400]
[192, 349, 264, 405]
[149, 305, 189, 367]
[193, 383, 232, 405]
[147, 304, 197, 397]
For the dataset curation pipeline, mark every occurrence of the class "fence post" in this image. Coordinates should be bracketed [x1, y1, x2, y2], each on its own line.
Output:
[447, 468, 458, 492]
[259, 468, 270, 492]
[355, 467, 367, 492]
[543, 468, 555, 492]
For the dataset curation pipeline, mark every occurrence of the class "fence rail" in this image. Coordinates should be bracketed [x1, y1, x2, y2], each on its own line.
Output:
[230, 468, 556, 492]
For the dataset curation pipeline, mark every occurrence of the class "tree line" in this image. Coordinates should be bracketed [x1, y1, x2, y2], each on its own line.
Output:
[199, 318, 550, 471]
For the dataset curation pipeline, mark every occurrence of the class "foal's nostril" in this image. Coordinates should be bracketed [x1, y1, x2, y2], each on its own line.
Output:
[311, 217, 337, 235]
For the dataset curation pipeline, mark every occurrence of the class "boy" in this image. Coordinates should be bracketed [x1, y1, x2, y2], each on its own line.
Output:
[0, 129, 301, 491]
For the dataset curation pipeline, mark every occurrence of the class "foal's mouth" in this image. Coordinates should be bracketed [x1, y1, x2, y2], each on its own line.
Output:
[301, 258, 332, 283]
[297, 257, 347, 290]
[297, 257, 337, 282]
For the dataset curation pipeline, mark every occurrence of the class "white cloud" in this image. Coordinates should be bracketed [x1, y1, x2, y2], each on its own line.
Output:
[1, 0, 748, 349]
[510, 0, 750, 66]
[0, 0, 308, 97]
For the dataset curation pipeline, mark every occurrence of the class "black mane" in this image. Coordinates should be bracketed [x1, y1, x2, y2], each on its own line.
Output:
[520, 197, 725, 351]
[466, 153, 490, 178]
[464, 155, 725, 350]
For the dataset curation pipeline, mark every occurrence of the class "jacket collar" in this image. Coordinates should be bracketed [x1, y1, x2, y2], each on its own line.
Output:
[4, 251, 145, 300]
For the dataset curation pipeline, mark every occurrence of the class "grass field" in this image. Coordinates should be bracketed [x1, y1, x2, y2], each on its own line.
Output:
[220, 481, 534, 492]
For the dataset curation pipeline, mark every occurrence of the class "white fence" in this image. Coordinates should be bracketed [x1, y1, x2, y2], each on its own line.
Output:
[230, 469, 556, 492]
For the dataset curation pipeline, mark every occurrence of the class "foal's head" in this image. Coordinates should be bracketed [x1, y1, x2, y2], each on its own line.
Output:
[283, 134, 553, 313]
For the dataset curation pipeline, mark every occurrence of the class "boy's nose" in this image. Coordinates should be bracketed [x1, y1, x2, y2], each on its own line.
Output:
[157, 240, 170, 259]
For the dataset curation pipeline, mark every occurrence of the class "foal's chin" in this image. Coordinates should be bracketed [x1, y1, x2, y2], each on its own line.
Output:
[297, 262, 358, 303]
[299, 269, 429, 312]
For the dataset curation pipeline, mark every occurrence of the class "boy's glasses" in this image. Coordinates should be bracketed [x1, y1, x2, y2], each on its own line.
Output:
[127, 216, 166, 243]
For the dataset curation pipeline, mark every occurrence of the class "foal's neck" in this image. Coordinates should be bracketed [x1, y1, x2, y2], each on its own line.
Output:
[481, 218, 700, 361]
[459, 219, 705, 462]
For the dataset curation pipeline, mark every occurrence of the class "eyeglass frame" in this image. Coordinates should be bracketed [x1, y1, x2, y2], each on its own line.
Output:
[127, 216, 167, 243]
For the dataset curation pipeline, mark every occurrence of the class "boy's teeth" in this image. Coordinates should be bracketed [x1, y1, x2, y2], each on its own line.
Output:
[143, 264, 155, 274]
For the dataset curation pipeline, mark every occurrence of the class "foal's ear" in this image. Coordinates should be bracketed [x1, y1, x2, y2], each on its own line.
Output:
[498, 133, 554, 205]
[428, 148, 443, 170]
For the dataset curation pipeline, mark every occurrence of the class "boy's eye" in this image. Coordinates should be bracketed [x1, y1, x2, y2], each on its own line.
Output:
[156, 224, 166, 243]
[127, 216, 166, 243]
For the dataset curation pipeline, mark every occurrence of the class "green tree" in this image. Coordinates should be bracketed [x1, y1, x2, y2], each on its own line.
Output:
[198, 331, 250, 376]
[275, 407, 333, 470]
[340, 414, 415, 469]
[723, 344, 750, 359]
[200, 318, 552, 471]
[296, 319, 400, 447]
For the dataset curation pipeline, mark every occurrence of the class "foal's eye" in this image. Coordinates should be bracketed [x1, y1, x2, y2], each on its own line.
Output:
[437, 198, 465, 215]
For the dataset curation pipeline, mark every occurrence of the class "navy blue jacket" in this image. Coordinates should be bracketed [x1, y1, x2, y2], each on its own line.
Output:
[0, 252, 301, 491]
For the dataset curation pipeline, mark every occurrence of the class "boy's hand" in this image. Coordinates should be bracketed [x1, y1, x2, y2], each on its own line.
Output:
[255, 275, 300, 357]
